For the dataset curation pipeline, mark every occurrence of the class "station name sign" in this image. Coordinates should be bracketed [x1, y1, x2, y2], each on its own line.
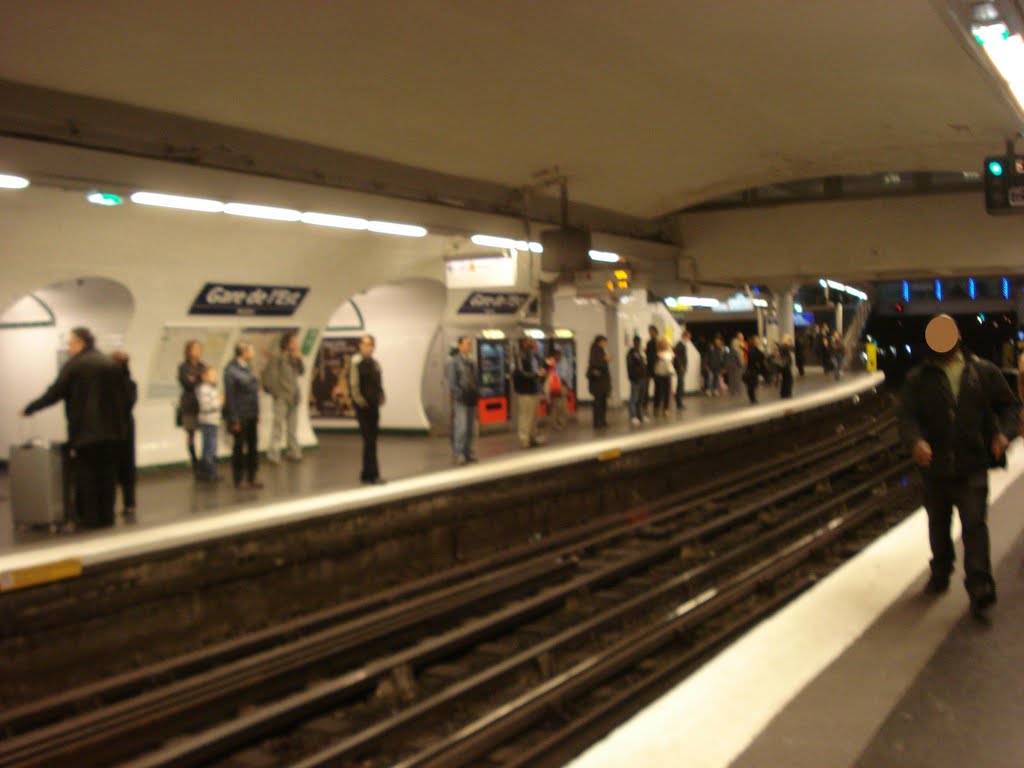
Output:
[457, 291, 531, 315]
[189, 283, 309, 316]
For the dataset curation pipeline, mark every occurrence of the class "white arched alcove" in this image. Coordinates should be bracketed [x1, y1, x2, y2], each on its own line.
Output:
[312, 278, 447, 432]
[0, 276, 135, 460]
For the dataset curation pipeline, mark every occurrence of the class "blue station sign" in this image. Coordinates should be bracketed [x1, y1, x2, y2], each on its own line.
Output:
[189, 283, 309, 316]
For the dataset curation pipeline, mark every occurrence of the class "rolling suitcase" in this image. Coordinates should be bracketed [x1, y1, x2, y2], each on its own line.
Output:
[10, 440, 69, 530]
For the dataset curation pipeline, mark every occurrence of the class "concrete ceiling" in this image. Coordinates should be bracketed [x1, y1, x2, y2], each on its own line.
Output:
[0, 0, 1021, 220]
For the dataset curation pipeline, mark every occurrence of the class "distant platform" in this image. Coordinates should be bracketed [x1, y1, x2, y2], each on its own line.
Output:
[0, 371, 884, 582]
[566, 412, 1024, 768]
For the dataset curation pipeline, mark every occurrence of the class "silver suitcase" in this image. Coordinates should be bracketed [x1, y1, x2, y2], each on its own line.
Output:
[10, 441, 68, 528]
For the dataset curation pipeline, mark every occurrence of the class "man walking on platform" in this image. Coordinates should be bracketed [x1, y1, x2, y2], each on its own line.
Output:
[350, 334, 386, 484]
[447, 335, 479, 464]
[899, 314, 1018, 622]
[673, 330, 689, 410]
[263, 331, 305, 464]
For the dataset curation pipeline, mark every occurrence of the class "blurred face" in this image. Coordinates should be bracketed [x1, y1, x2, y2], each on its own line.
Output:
[649, 328, 657, 339]
[360, 336, 375, 358]
[458, 337, 472, 356]
[187, 341, 202, 362]
[287, 335, 299, 355]
[202, 367, 217, 384]
[598, 338, 607, 349]
[68, 333, 86, 357]
[243, 344, 255, 362]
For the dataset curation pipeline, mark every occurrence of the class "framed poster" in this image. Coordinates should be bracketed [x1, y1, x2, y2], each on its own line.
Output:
[147, 327, 232, 399]
[309, 337, 361, 419]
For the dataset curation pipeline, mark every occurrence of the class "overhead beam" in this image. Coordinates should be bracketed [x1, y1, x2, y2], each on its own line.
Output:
[0, 79, 668, 242]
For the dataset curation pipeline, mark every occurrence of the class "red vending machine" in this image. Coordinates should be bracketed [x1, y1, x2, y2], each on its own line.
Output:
[476, 334, 510, 427]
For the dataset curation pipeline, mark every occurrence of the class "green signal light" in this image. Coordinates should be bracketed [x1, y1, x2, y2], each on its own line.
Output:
[988, 160, 1005, 177]
[86, 191, 123, 206]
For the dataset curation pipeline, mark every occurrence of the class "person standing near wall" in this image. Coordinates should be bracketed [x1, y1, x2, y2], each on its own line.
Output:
[110, 351, 138, 522]
[350, 334, 386, 483]
[900, 314, 1019, 622]
[644, 325, 658, 415]
[777, 335, 795, 399]
[263, 331, 305, 464]
[196, 366, 223, 481]
[626, 336, 647, 426]
[514, 337, 545, 448]
[224, 342, 263, 490]
[447, 335, 479, 464]
[178, 340, 205, 473]
[22, 327, 127, 529]
[544, 349, 569, 432]
[653, 336, 673, 418]
[587, 334, 612, 429]
[673, 330, 689, 410]
[744, 335, 768, 404]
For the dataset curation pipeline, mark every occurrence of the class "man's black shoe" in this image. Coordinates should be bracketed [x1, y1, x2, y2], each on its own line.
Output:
[970, 590, 996, 622]
[924, 575, 949, 594]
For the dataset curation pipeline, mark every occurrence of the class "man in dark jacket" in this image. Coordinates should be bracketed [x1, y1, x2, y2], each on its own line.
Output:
[899, 314, 1019, 621]
[673, 331, 689, 410]
[23, 326, 127, 529]
[644, 325, 658, 413]
[111, 351, 138, 522]
[447, 336, 479, 464]
[224, 341, 263, 490]
[744, 335, 768, 404]
[587, 335, 612, 429]
[350, 334, 386, 483]
[514, 337, 545, 448]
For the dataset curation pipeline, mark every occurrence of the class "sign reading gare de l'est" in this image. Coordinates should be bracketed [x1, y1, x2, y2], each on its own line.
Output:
[189, 283, 309, 316]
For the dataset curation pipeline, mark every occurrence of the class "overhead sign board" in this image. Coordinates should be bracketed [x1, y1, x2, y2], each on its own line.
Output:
[457, 291, 531, 315]
[445, 253, 518, 288]
[189, 283, 309, 316]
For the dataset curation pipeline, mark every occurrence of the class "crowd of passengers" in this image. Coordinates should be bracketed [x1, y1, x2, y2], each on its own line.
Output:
[19, 323, 842, 532]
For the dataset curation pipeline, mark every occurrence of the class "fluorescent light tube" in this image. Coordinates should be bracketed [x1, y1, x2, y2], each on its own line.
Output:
[300, 211, 368, 230]
[471, 234, 543, 252]
[674, 296, 720, 308]
[131, 191, 224, 212]
[366, 220, 427, 237]
[589, 250, 620, 263]
[224, 202, 301, 221]
[0, 174, 29, 189]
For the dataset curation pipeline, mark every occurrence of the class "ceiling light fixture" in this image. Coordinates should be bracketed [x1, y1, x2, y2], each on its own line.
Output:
[670, 296, 721, 308]
[131, 191, 224, 212]
[589, 249, 620, 263]
[366, 221, 428, 237]
[224, 202, 301, 221]
[471, 234, 543, 253]
[300, 211, 368, 230]
[972, 16, 1024, 111]
[86, 191, 123, 206]
[0, 173, 30, 189]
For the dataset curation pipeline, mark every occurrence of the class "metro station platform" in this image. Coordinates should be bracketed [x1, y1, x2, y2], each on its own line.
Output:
[567, 425, 1024, 768]
[0, 371, 881, 581]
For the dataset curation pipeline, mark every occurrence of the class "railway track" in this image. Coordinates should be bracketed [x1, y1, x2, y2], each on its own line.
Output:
[0, 407, 916, 768]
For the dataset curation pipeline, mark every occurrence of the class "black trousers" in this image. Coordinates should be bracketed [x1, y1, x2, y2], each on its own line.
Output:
[746, 374, 759, 403]
[73, 442, 117, 528]
[592, 396, 608, 428]
[653, 375, 671, 412]
[115, 429, 136, 508]
[924, 473, 993, 597]
[780, 368, 793, 399]
[356, 405, 381, 481]
[674, 370, 686, 407]
[231, 418, 259, 485]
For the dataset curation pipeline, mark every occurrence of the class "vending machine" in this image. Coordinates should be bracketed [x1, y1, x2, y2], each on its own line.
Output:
[476, 336, 511, 427]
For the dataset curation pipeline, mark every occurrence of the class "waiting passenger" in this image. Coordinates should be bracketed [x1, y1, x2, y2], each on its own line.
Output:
[673, 331, 689, 410]
[513, 338, 546, 448]
[777, 335, 795, 399]
[544, 349, 569, 432]
[652, 337, 674, 418]
[644, 325, 659, 415]
[22, 327, 127, 529]
[263, 331, 305, 464]
[224, 342, 263, 490]
[196, 367, 223, 482]
[110, 351, 138, 522]
[177, 340, 206, 473]
[447, 335, 479, 464]
[794, 331, 806, 377]
[744, 335, 768, 404]
[626, 336, 647, 425]
[831, 330, 845, 381]
[587, 335, 612, 430]
[350, 334, 386, 484]
[707, 335, 726, 396]
[899, 314, 1018, 622]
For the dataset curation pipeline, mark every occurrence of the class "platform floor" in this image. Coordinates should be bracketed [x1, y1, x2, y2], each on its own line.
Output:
[567, 433, 1024, 768]
[0, 371, 848, 551]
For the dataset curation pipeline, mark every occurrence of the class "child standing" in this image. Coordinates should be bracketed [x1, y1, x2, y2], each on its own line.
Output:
[196, 367, 223, 481]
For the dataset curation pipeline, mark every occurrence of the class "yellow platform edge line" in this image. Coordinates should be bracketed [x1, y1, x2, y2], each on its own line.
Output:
[597, 448, 622, 462]
[0, 559, 83, 593]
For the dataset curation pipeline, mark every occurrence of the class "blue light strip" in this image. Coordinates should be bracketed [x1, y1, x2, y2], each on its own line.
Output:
[935, 279, 943, 301]
[1003, 277, 1011, 299]
[968, 278, 976, 300]
[902, 280, 910, 302]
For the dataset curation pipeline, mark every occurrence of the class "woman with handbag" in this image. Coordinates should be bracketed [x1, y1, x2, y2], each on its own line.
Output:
[177, 339, 206, 473]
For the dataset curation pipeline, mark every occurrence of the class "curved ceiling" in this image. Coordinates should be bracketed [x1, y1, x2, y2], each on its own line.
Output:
[0, 0, 1020, 218]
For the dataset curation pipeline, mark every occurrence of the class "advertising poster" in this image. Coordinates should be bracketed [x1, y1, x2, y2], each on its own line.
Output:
[309, 337, 362, 419]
